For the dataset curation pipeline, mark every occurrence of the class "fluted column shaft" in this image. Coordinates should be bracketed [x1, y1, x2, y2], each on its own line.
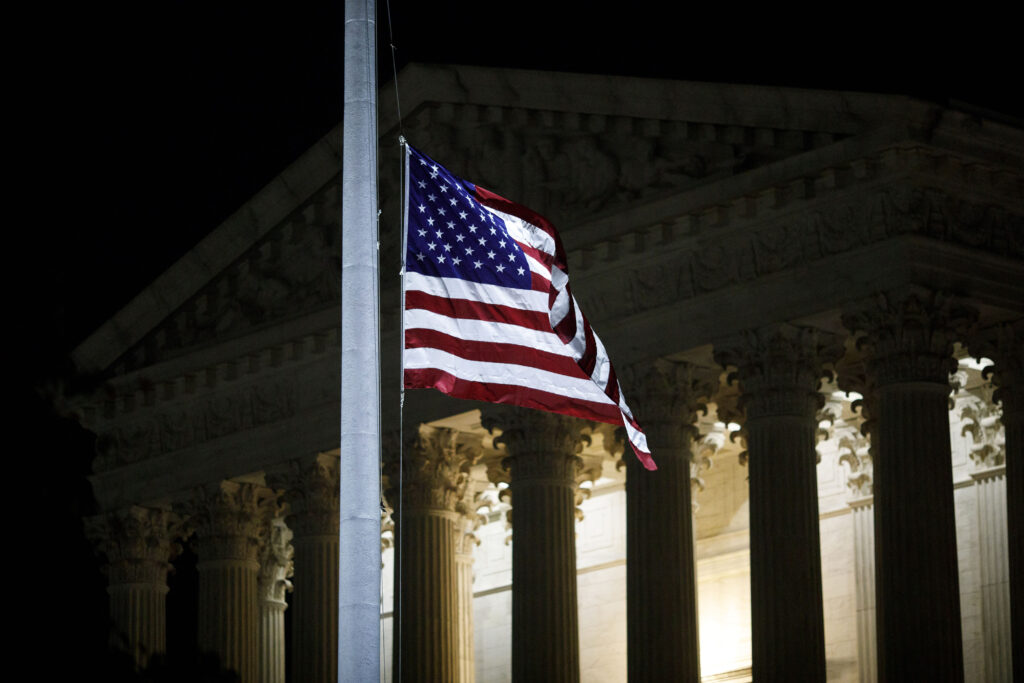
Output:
[844, 289, 975, 683]
[482, 408, 587, 683]
[257, 518, 292, 683]
[716, 325, 840, 682]
[185, 481, 278, 683]
[86, 506, 182, 669]
[269, 453, 339, 683]
[972, 467, 1011, 681]
[850, 499, 877, 683]
[259, 598, 287, 683]
[455, 546, 476, 683]
[621, 361, 709, 682]
[396, 510, 460, 681]
[389, 426, 477, 683]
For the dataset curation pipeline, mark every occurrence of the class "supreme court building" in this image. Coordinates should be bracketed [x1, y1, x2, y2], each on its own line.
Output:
[70, 64, 1023, 682]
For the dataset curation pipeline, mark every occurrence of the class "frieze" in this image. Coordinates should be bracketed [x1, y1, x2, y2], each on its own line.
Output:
[94, 379, 297, 471]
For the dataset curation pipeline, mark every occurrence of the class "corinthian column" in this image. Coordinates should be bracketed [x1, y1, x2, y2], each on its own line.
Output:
[842, 287, 976, 682]
[387, 426, 478, 683]
[257, 517, 293, 683]
[180, 481, 280, 683]
[267, 452, 339, 683]
[970, 320, 1022, 682]
[714, 324, 842, 683]
[85, 506, 184, 669]
[481, 407, 589, 683]
[620, 360, 716, 683]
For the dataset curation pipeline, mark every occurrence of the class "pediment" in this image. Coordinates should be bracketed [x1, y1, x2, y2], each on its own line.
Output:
[72, 63, 1023, 382]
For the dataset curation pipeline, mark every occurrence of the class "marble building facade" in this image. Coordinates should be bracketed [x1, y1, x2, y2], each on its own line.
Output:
[70, 64, 1022, 682]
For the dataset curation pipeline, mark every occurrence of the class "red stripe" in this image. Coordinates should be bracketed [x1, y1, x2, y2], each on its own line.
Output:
[606, 367, 621, 405]
[578, 316, 597, 377]
[404, 368, 624, 425]
[530, 272, 549, 292]
[405, 329, 584, 378]
[517, 241, 553, 269]
[552, 292, 577, 343]
[405, 290, 551, 332]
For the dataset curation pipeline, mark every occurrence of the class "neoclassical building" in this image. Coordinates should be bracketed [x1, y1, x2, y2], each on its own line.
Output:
[70, 64, 1022, 682]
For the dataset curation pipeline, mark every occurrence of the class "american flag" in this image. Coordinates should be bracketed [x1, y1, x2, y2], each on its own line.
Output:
[402, 144, 655, 470]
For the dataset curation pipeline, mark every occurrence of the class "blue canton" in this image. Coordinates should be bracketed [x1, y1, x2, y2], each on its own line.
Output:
[406, 147, 531, 290]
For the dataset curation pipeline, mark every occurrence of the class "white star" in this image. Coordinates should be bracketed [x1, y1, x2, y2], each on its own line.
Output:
[468, 225, 478, 233]
[437, 255, 446, 264]
[449, 197, 458, 206]
[452, 257, 462, 266]
[496, 264, 506, 273]
[478, 237, 487, 246]
[465, 247, 474, 255]
[416, 180, 426, 188]
[438, 208, 446, 216]
[440, 183, 449, 193]
[473, 260, 483, 269]
[455, 234, 465, 243]
[427, 242, 436, 251]
[459, 211, 467, 220]
[427, 193, 437, 202]
[517, 267, 525, 275]
[489, 227, 497, 235]
[507, 253, 516, 262]
[415, 252, 426, 261]
[498, 239, 506, 248]
[447, 221, 455, 229]
[417, 229, 426, 237]
[429, 170, 439, 179]
[443, 243, 452, 252]
[430, 164, 438, 173]
[419, 159, 428, 166]
[435, 230, 443, 238]
[417, 204, 426, 213]
[427, 217, 435, 226]
[487, 250, 496, 259]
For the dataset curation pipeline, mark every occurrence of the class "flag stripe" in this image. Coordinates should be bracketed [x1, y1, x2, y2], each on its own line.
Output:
[405, 290, 552, 332]
[405, 367, 626, 425]
[405, 309, 571, 355]
[406, 328, 585, 377]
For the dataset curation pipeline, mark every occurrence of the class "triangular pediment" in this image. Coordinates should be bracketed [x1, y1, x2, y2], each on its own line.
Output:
[72, 63, 1023, 382]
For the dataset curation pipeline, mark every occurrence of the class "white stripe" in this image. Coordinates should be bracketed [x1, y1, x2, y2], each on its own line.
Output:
[406, 271, 549, 312]
[404, 309, 573, 356]
[404, 347, 617, 406]
[488, 208, 557, 256]
[523, 252, 551, 280]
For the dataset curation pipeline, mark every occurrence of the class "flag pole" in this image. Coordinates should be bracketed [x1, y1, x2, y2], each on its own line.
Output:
[340, 0, 381, 680]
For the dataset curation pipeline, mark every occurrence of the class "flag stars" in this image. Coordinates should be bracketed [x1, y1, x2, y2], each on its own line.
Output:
[449, 197, 458, 206]
[517, 266, 525, 276]
[435, 229, 444, 238]
[447, 221, 455, 229]
[495, 264, 506, 273]
[438, 208, 446, 216]
[489, 226, 497, 235]
[427, 193, 437, 202]
[437, 255, 446, 264]
[487, 250, 496, 259]
[417, 204, 426, 213]
[477, 237, 487, 246]
[443, 243, 452, 252]
[427, 242, 437, 251]
[507, 253, 516, 262]
[415, 252, 426, 261]
[427, 217, 435, 226]
[498, 239, 506, 248]
[473, 260, 483, 269]
[416, 180, 426, 188]
[468, 225, 478, 233]
[440, 183, 449, 193]
[465, 247, 474, 256]
[455, 234, 465, 243]
[417, 229, 427, 237]
[452, 256, 462, 266]
[459, 211, 467, 220]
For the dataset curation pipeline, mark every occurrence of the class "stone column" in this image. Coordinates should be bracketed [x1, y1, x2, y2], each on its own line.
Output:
[835, 417, 877, 683]
[481, 407, 589, 683]
[257, 517, 293, 683]
[454, 476, 486, 683]
[85, 506, 184, 669]
[967, 321, 1021, 681]
[842, 288, 976, 682]
[388, 426, 478, 683]
[619, 360, 715, 683]
[268, 452, 339, 683]
[715, 324, 842, 682]
[181, 481, 279, 683]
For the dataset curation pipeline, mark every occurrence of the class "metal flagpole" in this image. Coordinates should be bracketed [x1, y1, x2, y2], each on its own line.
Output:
[340, 0, 381, 680]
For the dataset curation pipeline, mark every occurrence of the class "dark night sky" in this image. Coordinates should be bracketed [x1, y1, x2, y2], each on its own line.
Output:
[18, 4, 1019, 672]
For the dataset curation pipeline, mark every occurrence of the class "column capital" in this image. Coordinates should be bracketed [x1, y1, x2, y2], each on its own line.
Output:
[714, 323, 843, 420]
[258, 518, 294, 604]
[970, 319, 1024, 420]
[836, 422, 874, 500]
[960, 392, 1006, 471]
[386, 425, 480, 513]
[480, 406, 589, 485]
[842, 286, 978, 386]
[619, 359, 719, 450]
[267, 452, 340, 537]
[178, 480, 281, 564]
[85, 505, 186, 585]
